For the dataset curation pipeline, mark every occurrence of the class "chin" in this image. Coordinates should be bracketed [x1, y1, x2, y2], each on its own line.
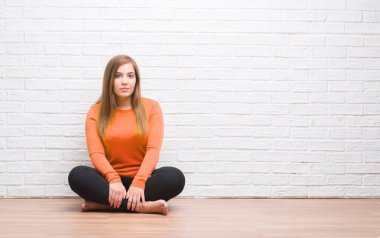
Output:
[116, 94, 131, 98]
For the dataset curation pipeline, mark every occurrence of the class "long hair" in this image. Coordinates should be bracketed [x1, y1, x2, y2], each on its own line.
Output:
[95, 55, 148, 141]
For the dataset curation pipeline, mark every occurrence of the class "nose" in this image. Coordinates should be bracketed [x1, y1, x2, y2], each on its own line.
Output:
[121, 76, 128, 84]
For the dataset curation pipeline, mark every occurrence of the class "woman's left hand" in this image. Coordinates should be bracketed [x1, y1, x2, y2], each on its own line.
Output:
[126, 186, 145, 212]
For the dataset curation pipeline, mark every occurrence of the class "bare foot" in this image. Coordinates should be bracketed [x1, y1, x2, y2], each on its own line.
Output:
[80, 199, 168, 215]
[81, 200, 117, 212]
[137, 200, 168, 215]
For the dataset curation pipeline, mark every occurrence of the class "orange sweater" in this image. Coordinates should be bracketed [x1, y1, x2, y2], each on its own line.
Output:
[85, 97, 164, 190]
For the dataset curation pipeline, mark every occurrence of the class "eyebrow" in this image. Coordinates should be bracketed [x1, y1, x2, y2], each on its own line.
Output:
[116, 71, 135, 74]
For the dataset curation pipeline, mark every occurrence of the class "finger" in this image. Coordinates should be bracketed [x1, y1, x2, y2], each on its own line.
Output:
[118, 193, 123, 208]
[121, 191, 125, 205]
[135, 197, 139, 211]
[124, 191, 128, 205]
[116, 192, 122, 208]
[135, 195, 141, 211]
[114, 192, 119, 208]
[109, 190, 114, 207]
[127, 195, 132, 210]
[135, 196, 139, 212]
[135, 197, 139, 212]
[131, 196, 137, 212]
[142, 193, 145, 204]
[122, 191, 127, 210]
[112, 192, 118, 208]
[108, 189, 112, 205]
[112, 192, 117, 208]
[110, 192, 114, 208]
[131, 196, 135, 211]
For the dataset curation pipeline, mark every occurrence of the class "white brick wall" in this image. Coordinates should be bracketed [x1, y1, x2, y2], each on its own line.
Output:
[1, 0, 380, 198]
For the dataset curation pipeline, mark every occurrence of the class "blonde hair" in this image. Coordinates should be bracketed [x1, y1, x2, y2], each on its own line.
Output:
[95, 55, 147, 140]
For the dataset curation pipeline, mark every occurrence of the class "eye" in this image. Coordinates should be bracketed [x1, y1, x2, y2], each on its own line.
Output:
[115, 74, 121, 78]
[129, 74, 135, 78]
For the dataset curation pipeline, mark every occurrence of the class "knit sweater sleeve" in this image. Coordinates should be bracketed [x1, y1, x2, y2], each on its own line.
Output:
[85, 106, 121, 184]
[131, 101, 164, 189]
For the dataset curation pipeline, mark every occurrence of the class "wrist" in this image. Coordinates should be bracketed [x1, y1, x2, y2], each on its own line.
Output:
[131, 178, 146, 190]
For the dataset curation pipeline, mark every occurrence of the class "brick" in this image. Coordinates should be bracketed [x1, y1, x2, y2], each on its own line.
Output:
[23, 8, 60, 19]
[363, 175, 380, 185]
[327, 153, 362, 163]
[328, 175, 362, 185]
[290, 175, 327, 185]
[7, 186, 44, 197]
[326, 11, 362, 22]
[328, 36, 364, 46]
[272, 163, 308, 174]
[25, 102, 63, 113]
[308, 186, 344, 197]
[0, 174, 23, 185]
[364, 105, 380, 115]
[0, 7, 23, 18]
[45, 44, 82, 55]
[310, 141, 345, 152]
[4, 0, 44, 6]
[273, 140, 308, 151]
[0, 127, 23, 136]
[290, 128, 327, 139]
[345, 186, 380, 197]
[26, 150, 64, 161]
[25, 174, 66, 185]
[346, 0, 380, 10]
[25, 32, 61, 43]
[328, 104, 363, 115]
[309, 0, 345, 9]
[364, 152, 380, 162]
[0, 150, 24, 161]
[272, 186, 308, 197]
[7, 162, 44, 172]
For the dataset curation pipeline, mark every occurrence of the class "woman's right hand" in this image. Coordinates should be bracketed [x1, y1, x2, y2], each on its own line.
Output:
[109, 182, 127, 209]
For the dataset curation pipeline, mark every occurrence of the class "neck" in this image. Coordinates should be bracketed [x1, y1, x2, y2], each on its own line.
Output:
[116, 97, 132, 109]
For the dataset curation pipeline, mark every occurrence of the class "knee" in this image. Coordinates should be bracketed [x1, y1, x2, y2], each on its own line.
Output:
[161, 166, 186, 194]
[68, 165, 88, 187]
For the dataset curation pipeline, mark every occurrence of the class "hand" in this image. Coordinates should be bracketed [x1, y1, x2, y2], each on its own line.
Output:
[108, 182, 127, 209]
[126, 186, 145, 212]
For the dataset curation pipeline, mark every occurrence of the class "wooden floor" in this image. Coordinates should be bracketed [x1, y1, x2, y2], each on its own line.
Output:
[0, 198, 379, 238]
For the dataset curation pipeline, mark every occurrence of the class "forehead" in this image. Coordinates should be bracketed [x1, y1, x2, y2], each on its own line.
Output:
[116, 63, 135, 73]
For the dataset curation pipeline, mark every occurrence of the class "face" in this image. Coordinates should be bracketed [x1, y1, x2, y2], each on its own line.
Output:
[113, 62, 136, 100]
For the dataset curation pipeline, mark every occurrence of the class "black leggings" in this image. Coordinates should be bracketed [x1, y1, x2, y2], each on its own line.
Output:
[68, 165, 185, 212]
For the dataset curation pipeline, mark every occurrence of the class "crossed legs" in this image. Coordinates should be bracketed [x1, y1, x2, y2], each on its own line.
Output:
[68, 165, 185, 215]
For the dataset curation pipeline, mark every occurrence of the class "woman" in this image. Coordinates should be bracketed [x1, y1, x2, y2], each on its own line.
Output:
[68, 55, 185, 215]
